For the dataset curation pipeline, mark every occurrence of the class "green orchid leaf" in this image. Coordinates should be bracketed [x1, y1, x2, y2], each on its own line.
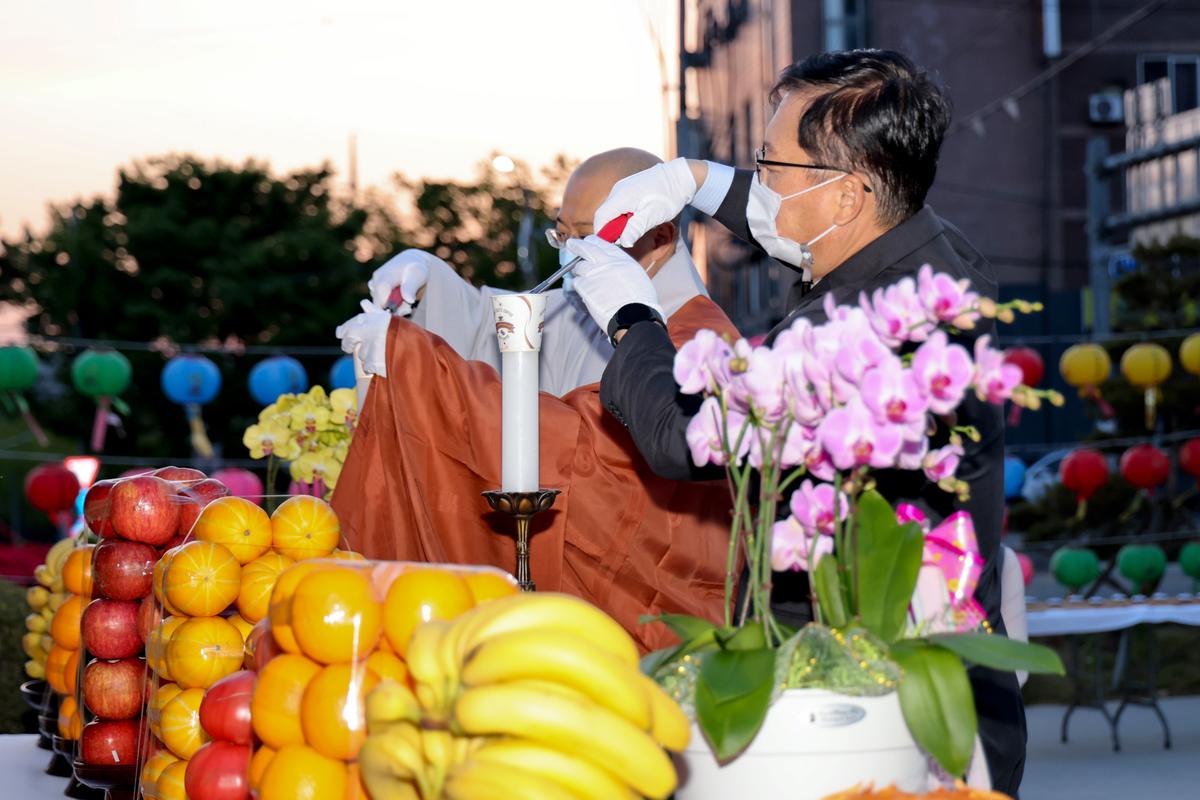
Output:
[695, 647, 776, 762]
[855, 492, 922, 642]
[640, 613, 717, 643]
[719, 623, 768, 651]
[640, 646, 679, 677]
[892, 640, 977, 777]
[928, 633, 1065, 675]
[813, 555, 848, 629]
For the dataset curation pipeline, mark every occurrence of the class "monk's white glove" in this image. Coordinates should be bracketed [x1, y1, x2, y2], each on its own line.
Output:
[368, 249, 439, 315]
[591, 158, 697, 247]
[563, 235, 662, 333]
[335, 300, 391, 378]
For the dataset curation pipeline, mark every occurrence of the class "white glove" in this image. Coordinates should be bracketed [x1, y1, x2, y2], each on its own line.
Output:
[368, 249, 438, 315]
[563, 235, 662, 333]
[591, 158, 697, 247]
[335, 299, 391, 378]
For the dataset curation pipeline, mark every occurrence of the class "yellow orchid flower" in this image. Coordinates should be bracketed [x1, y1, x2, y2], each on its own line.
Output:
[330, 439, 350, 464]
[243, 422, 300, 461]
[330, 388, 357, 426]
[289, 447, 343, 489]
[305, 385, 328, 405]
[289, 398, 332, 435]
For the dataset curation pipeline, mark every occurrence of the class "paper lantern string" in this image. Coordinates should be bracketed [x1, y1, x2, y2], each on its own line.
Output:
[2, 392, 49, 446]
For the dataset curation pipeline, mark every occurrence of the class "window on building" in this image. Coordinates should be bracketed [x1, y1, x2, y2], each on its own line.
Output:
[1138, 54, 1200, 113]
[823, 0, 868, 52]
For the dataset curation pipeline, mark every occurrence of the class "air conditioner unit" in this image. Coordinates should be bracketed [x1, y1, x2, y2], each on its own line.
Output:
[1089, 90, 1125, 125]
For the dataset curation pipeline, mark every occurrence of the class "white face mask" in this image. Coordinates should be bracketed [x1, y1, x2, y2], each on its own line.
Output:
[745, 171, 843, 273]
[560, 243, 657, 295]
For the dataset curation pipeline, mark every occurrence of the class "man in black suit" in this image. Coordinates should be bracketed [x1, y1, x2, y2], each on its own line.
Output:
[561, 50, 1026, 794]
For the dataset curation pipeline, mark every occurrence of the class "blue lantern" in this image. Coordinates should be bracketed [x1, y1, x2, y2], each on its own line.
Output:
[249, 356, 308, 406]
[162, 355, 222, 458]
[1003, 456, 1027, 500]
[330, 356, 356, 391]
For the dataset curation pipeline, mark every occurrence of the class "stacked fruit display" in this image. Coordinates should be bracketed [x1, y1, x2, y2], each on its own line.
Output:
[360, 591, 690, 800]
[141, 494, 353, 800]
[23, 537, 77, 681]
[27, 539, 91, 742]
[248, 561, 520, 799]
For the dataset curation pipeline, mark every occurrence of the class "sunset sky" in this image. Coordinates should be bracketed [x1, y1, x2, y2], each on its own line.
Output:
[0, 0, 676, 237]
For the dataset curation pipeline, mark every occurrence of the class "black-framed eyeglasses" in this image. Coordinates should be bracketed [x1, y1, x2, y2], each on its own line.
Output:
[754, 147, 872, 192]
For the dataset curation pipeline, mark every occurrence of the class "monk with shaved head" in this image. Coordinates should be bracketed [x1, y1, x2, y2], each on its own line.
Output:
[332, 149, 739, 651]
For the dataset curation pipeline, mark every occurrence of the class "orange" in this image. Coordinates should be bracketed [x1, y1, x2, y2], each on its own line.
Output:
[62, 545, 94, 597]
[46, 644, 72, 694]
[63, 648, 80, 696]
[345, 763, 368, 800]
[251, 653, 321, 749]
[139, 749, 180, 797]
[300, 663, 380, 760]
[365, 650, 409, 685]
[330, 549, 365, 561]
[226, 611, 254, 641]
[194, 496, 273, 564]
[291, 567, 382, 664]
[58, 695, 82, 739]
[166, 616, 244, 689]
[382, 568, 474, 656]
[462, 570, 520, 604]
[160, 686, 209, 759]
[268, 561, 329, 653]
[148, 681, 183, 738]
[156, 759, 189, 800]
[50, 594, 83, 650]
[249, 745, 276, 791]
[237, 552, 294, 623]
[258, 744, 347, 800]
[270, 496, 340, 560]
[165, 541, 241, 616]
[147, 616, 187, 680]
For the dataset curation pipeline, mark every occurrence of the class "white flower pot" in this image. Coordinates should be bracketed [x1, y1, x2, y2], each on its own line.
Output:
[675, 688, 928, 799]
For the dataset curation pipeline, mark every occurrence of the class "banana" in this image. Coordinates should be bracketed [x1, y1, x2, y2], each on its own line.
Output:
[25, 660, 46, 680]
[47, 592, 67, 612]
[26, 586, 49, 611]
[358, 735, 422, 800]
[637, 673, 691, 751]
[22, 632, 43, 660]
[454, 592, 639, 668]
[374, 726, 436, 799]
[366, 679, 422, 734]
[453, 683, 678, 800]
[472, 738, 637, 800]
[40, 606, 54, 622]
[26, 613, 48, 634]
[40, 634, 53, 655]
[443, 759, 577, 800]
[49, 575, 64, 594]
[405, 620, 453, 718]
[461, 628, 651, 730]
[46, 539, 75, 574]
[419, 728, 458, 796]
[34, 565, 53, 588]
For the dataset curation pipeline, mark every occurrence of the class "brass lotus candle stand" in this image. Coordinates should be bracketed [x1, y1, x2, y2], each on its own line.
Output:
[481, 489, 559, 591]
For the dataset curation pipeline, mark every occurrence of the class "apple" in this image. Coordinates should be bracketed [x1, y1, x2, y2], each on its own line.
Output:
[177, 494, 202, 537]
[92, 539, 157, 600]
[137, 595, 161, 644]
[199, 670, 254, 744]
[244, 619, 282, 672]
[154, 466, 207, 483]
[185, 741, 252, 800]
[82, 599, 143, 660]
[80, 718, 143, 765]
[189, 479, 231, 506]
[160, 533, 189, 552]
[84, 479, 118, 538]
[110, 476, 181, 546]
[82, 657, 147, 720]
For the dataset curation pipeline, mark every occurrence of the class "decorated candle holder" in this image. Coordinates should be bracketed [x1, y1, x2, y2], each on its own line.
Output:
[482, 489, 559, 591]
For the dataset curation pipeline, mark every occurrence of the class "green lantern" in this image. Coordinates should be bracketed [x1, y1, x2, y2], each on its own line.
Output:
[0, 346, 47, 445]
[1117, 544, 1167, 593]
[1180, 542, 1200, 585]
[71, 349, 132, 452]
[1049, 546, 1100, 593]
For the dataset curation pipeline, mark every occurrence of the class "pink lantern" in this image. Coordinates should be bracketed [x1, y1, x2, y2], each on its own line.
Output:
[1015, 552, 1034, 586]
[287, 479, 326, 497]
[211, 468, 263, 500]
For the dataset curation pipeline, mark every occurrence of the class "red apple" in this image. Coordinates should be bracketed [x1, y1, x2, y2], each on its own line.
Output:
[199, 670, 254, 744]
[153, 466, 207, 483]
[245, 619, 282, 672]
[84, 479, 118, 538]
[177, 494, 202, 537]
[92, 539, 157, 600]
[185, 740, 252, 800]
[189, 479, 231, 506]
[80, 718, 143, 765]
[137, 595, 160, 644]
[82, 657, 147, 720]
[82, 599, 143, 660]
[160, 533, 189, 552]
[110, 476, 181, 546]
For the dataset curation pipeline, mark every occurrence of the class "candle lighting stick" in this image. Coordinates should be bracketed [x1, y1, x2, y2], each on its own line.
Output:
[482, 489, 559, 591]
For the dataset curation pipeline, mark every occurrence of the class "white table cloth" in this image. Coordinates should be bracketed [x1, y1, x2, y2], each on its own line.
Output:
[0, 734, 70, 798]
[1027, 601, 1200, 637]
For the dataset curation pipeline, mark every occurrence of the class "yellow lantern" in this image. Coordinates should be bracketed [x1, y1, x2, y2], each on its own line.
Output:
[1120, 342, 1172, 429]
[1059, 343, 1113, 416]
[1181, 332, 1200, 377]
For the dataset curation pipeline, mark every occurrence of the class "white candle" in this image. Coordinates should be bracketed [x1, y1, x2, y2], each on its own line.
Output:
[491, 294, 547, 493]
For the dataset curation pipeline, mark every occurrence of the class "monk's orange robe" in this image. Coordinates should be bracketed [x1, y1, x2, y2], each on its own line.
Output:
[331, 296, 738, 652]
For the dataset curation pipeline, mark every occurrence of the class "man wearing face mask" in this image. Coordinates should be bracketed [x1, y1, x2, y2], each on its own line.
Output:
[330, 148, 740, 653]
[565, 51, 1025, 794]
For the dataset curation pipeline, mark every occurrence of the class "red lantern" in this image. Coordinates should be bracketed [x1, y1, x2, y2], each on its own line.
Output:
[1119, 444, 1170, 491]
[25, 464, 81, 530]
[1180, 438, 1200, 483]
[1060, 449, 1108, 518]
[1003, 347, 1044, 426]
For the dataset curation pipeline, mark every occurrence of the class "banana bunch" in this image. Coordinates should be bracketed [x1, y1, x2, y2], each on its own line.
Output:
[361, 592, 690, 800]
[24, 539, 74, 679]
